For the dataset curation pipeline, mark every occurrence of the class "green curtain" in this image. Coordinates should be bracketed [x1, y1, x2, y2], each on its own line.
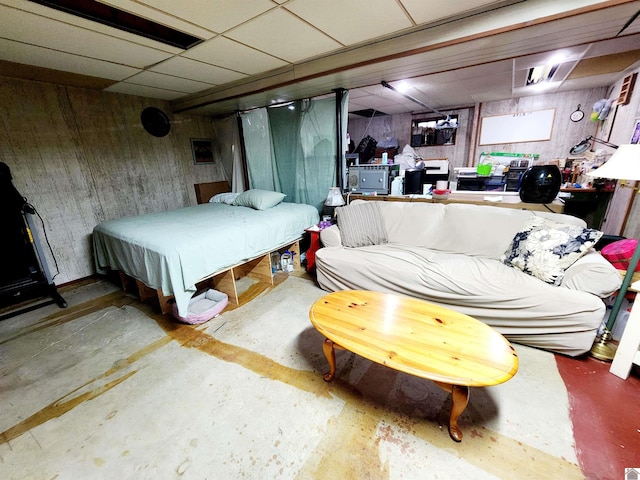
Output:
[297, 98, 336, 209]
[268, 101, 303, 201]
[239, 108, 279, 191]
[240, 94, 347, 211]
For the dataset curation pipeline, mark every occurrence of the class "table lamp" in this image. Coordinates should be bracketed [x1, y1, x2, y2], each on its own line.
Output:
[586, 144, 640, 360]
[323, 187, 345, 219]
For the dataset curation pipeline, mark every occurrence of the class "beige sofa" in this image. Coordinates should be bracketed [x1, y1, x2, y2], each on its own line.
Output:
[316, 200, 621, 356]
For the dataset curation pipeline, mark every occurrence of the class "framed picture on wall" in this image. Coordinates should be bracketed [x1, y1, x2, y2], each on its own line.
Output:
[631, 120, 640, 144]
[191, 138, 215, 164]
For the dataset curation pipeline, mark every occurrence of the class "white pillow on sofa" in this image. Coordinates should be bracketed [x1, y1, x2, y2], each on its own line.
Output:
[501, 216, 602, 285]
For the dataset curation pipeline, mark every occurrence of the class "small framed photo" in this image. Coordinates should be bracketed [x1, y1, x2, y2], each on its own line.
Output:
[191, 138, 215, 164]
[631, 120, 640, 144]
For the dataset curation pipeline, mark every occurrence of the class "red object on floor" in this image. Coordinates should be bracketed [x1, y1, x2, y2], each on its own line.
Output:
[555, 354, 640, 480]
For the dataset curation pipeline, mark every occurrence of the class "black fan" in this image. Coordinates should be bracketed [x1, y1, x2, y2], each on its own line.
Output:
[141, 107, 171, 137]
[519, 165, 562, 203]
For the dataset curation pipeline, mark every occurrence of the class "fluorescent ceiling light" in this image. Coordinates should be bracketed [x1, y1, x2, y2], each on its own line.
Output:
[526, 64, 559, 86]
[28, 0, 202, 49]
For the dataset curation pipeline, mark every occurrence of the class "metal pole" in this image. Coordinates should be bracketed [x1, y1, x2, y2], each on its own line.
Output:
[333, 88, 347, 190]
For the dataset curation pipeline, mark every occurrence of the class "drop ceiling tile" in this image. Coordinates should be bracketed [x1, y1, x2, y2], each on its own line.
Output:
[560, 74, 620, 92]
[569, 51, 640, 79]
[0, 39, 139, 80]
[133, 0, 275, 33]
[285, 0, 412, 45]
[399, 0, 506, 25]
[347, 100, 369, 111]
[225, 8, 342, 63]
[382, 103, 419, 115]
[100, 0, 215, 39]
[454, 59, 512, 80]
[0, 5, 173, 68]
[124, 71, 215, 93]
[512, 81, 561, 97]
[150, 57, 248, 84]
[513, 45, 589, 70]
[584, 34, 640, 58]
[104, 82, 186, 100]
[408, 71, 460, 88]
[356, 94, 400, 109]
[459, 73, 511, 92]
[471, 89, 513, 103]
[183, 37, 289, 75]
[348, 88, 374, 100]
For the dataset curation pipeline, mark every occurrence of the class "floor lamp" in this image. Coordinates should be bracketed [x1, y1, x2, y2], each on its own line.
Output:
[586, 144, 640, 360]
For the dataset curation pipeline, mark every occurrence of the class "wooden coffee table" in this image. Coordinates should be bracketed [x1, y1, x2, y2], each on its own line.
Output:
[308, 290, 518, 442]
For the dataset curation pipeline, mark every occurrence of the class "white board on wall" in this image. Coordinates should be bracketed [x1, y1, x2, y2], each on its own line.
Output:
[479, 108, 556, 145]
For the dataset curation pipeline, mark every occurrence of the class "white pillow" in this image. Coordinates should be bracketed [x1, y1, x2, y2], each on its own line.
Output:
[232, 189, 286, 210]
[501, 216, 603, 285]
[209, 192, 240, 205]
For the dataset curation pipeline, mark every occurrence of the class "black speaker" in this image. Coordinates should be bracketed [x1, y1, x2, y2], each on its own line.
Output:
[403, 169, 423, 194]
[519, 165, 562, 203]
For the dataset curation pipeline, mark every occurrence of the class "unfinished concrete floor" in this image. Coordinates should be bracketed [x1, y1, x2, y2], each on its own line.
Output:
[1, 274, 583, 479]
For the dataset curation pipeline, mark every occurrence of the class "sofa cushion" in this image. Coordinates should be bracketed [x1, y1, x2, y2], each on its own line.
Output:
[501, 216, 603, 285]
[375, 201, 587, 259]
[561, 251, 621, 297]
[315, 243, 605, 356]
[336, 201, 387, 247]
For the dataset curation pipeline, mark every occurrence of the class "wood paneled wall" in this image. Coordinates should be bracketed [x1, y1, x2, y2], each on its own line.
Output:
[599, 66, 640, 237]
[0, 77, 227, 286]
[347, 87, 608, 176]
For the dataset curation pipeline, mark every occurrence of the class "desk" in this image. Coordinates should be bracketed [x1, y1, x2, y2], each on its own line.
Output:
[560, 187, 613, 229]
[347, 193, 564, 213]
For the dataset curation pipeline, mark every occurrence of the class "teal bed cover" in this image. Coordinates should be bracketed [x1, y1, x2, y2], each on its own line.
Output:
[93, 202, 319, 316]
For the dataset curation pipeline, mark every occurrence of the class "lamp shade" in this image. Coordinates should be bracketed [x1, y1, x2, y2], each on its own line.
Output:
[586, 144, 640, 180]
[324, 187, 345, 206]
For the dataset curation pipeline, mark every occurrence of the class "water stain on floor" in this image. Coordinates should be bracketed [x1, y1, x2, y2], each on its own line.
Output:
[1, 284, 583, 479]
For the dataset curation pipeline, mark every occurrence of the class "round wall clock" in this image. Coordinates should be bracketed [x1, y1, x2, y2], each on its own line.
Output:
[570, 105, 584, 122]
[141, 107, 171, 137]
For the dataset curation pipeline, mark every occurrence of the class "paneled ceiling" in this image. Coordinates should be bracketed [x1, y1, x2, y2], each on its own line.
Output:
[0, 0, 639, 118]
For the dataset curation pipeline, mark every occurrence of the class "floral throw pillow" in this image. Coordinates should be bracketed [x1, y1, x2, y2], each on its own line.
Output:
[501, 216, 603, 285]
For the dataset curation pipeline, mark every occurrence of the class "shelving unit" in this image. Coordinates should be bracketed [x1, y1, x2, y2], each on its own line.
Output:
[617, 72, 637, 105]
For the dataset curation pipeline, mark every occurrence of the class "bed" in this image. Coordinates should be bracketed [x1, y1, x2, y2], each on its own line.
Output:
[92, 182, 319, 317]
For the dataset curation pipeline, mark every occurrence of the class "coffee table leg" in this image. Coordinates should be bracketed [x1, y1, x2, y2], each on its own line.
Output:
[434, 382, 470, 442]
[322, 338, 337, 382]
[449, 385, 470, 442]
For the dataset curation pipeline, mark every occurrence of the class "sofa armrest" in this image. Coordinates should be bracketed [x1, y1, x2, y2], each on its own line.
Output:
[561, 251, 622, 297]
[319, 225, 342, 247]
